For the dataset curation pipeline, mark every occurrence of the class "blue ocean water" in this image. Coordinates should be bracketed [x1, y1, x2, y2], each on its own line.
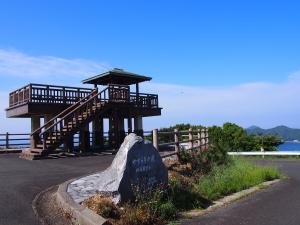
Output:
[277, 142, 300, 151]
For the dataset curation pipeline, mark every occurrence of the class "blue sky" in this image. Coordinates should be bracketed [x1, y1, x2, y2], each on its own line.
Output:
[0, 0, 300, 132]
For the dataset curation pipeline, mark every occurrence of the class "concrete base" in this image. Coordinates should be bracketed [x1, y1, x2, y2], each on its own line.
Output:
[19, 150, 42, 160]
[56, 180, 108, 225]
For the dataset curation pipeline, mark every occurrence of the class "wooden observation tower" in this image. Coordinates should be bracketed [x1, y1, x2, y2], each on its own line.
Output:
[6, 68, 161, 159]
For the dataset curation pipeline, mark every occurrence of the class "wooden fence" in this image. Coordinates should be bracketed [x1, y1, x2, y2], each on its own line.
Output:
[0, 128, 209, 155]
[151, 128, 209, 158]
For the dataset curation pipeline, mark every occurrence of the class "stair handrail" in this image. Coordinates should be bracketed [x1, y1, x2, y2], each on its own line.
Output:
[30, 89, 98, 137]
[39, 87, 109, 138]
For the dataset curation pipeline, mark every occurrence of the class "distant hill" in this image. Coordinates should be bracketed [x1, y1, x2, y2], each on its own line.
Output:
[246, 125, 300, 141]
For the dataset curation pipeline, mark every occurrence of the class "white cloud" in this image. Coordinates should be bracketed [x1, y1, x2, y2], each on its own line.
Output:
[142, 74, 300, 129]
[0, 49, 110, 79]
[0, 48, 299, 133]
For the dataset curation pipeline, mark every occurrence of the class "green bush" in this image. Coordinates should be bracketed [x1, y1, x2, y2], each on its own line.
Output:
[158, 201, 177, 220]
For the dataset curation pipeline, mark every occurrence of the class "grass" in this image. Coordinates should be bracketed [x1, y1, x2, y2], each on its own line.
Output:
[196, 158, 281, 200]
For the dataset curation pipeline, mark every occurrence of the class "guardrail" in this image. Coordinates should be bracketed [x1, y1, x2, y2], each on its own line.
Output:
[228, 151, 300, 156]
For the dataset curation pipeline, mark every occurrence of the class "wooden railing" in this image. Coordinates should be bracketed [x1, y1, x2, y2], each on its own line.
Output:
[8, 84, 159, 109]
[151, 128, 209, 158]
[0, 132, 110, 149]
[9, 84, 93, 108]
[0, 128, 209, 154]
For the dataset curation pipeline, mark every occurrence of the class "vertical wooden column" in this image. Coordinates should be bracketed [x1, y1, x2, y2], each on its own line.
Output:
[79, 123, 90, 152]
[174, 128, 179, 153]
[205, 128, 209, 149]
[127, 117, 132, 134]
[30, 116, 40, 148]
[92, 116, 104, 151]
[119, 117, 125, 144]
[197, 129, 201, 149]
[201, 128, 205, 150]
[63, 116, 74, 152]
[188, 128, 193, 150]
[134, 116, 143, 137]
[64, 135, 74, 153]
[152, 129, 159, 151]
[109, 111, 119, 149]
[135, 83, 139, 106]
[5, 132, 9, 149]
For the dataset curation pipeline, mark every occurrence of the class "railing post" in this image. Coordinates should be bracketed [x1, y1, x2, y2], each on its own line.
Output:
[206, 128, 209, 150]
[197, 129, 201, 150]
[29, 84, 32, 103]
[201, 128, 205, 150]
[153, 129, 159, 151]
[189, 128, 193, 150]
[46, 85, 49, 103]
[5, 132, 9, 149]
[174, 129, 179, 153]
[62, 87, 66, 104]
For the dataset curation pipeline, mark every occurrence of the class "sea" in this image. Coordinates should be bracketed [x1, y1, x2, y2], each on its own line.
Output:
[277, 142, 300, 151]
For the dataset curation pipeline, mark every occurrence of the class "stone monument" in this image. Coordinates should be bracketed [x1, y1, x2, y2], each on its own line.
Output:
[68, 133, 168, 204]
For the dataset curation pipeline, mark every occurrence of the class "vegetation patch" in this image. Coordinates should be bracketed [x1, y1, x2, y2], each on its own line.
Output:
[196, 158, 280, 200]
[82, 122, 281, 224]
[83, 157, 280, 224]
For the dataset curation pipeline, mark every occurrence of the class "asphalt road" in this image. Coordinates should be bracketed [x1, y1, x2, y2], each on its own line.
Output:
[1, 155, 300, 225]
[0, 153, 114, 225]
[181, 159, 300, 225]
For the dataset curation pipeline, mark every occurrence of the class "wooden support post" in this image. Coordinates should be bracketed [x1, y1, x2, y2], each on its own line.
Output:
[30, 116, 40, 148]
[136, 83, 139, 106]
[174, 129, 179, 153]
[127, 117, 132, 134]
[197, 129, 201, 150]
[206, 128, 209, 149]
[5, 132, 9, 149]
[153, 129, 159, 151]
[189, 128, 193, 150]
[109, 111, 119, 150]
[201, 128, 205, 150]
[119, 118, 125, 144]
[134, 116, 143, 137]
[79, 123, 90, 153]
[64, 135, 74, 153]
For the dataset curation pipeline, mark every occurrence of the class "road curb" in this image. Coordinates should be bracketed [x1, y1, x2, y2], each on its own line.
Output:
[56, 179, 109, 225]
[181, 178, 281, 218]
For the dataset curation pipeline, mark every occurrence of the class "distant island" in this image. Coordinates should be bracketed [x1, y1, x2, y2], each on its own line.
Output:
[246, 125, 300, 141]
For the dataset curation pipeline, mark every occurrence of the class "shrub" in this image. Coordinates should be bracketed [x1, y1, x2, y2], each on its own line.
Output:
[82, 194, 120, 219]
[157, 201, 177, 220]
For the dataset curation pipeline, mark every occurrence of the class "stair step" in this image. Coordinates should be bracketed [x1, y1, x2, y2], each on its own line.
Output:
[50, 136, 61, 140]
[20, 151, 42, 160]
[30, 148, 44, 154]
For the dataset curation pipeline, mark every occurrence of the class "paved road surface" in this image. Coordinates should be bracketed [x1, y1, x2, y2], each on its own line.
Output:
[181, 159, 300, 225]
[1, 154, 300, 225]
[0, 153, 114, 225]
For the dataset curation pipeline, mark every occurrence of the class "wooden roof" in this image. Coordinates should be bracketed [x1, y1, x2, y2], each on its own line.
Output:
[82, 68, 152, 85]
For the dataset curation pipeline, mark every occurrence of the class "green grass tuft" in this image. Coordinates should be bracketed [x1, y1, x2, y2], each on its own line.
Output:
[196, 158, 280, 200]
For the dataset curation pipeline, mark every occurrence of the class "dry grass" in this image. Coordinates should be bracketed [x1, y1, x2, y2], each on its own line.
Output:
[82, 194, 120, 220]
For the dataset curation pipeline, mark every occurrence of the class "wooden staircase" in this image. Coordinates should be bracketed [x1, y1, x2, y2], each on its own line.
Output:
[20, 87, 110, 160]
